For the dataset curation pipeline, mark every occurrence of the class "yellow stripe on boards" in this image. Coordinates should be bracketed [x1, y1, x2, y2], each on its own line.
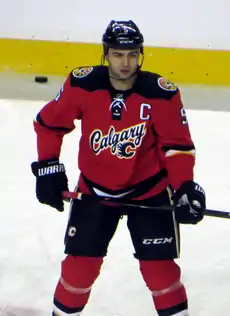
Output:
[0, 39, 102, 76]
[144, 46, 230, 86]
[0, 38, 230, 85]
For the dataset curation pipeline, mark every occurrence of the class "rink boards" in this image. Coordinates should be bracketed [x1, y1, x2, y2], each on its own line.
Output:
[0, 38, 230, 85]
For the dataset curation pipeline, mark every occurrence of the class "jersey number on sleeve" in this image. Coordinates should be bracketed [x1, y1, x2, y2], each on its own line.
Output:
[180, 107, 188, 125]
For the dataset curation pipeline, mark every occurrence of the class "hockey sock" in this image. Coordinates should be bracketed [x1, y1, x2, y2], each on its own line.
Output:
[53, 255, 103, 315]
[139, 260, 188, 316]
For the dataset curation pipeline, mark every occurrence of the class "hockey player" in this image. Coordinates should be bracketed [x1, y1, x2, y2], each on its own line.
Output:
[31, 20, 206, 316]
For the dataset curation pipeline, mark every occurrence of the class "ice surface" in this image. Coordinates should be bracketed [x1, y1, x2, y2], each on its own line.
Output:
[0, 75, 230, 315]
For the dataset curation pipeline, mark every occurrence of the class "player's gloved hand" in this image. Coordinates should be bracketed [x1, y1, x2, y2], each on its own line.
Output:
[173, 180, 206, 224]
[31, 158, 69, 212]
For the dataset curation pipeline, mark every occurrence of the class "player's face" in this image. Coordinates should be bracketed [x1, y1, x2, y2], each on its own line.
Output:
[106, 48, 140, 80]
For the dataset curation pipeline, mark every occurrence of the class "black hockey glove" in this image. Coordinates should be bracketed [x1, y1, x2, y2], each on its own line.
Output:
[173, 180, 206, 224]
[31, 159, 69, 212]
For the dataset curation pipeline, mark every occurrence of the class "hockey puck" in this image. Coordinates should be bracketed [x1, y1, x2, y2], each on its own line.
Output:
[34, 76, 48, 83]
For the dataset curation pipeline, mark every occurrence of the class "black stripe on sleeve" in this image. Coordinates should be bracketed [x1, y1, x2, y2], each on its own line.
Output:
[36, 113, 73, 132]
[162, 144, 195, 152]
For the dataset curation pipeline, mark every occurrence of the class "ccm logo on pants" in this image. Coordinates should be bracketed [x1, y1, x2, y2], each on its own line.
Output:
[142, 237, 173, 245]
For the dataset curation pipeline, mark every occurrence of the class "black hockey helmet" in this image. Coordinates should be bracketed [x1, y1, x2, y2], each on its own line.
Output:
[102, 20, 144, 55]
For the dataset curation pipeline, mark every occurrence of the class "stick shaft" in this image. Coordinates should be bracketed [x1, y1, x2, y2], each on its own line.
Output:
[62, 191, 230, 219]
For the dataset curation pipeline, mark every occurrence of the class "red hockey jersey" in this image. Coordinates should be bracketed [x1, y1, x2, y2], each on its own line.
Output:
[34, 66, 195, 198]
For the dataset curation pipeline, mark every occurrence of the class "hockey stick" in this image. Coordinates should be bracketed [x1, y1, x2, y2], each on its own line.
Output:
[62, 191, 230, 219]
